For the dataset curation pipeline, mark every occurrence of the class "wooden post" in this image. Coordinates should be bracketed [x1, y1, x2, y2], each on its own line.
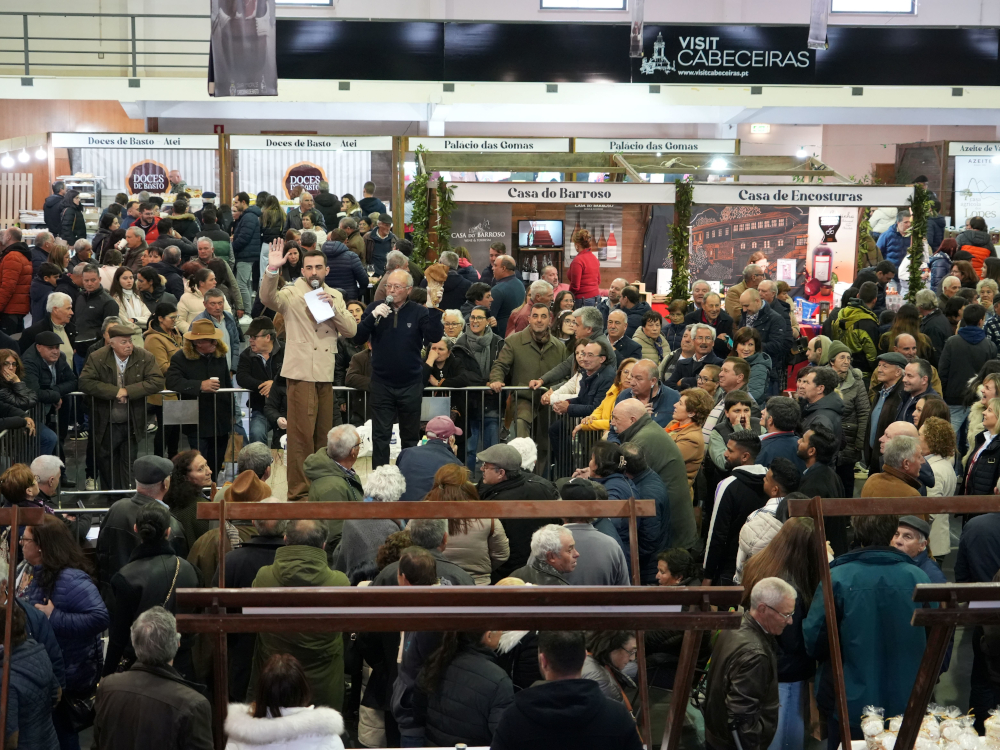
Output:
[218, 133, 232, 207]
[894, 623, 955, 750]
[391, 136, 405, 237]
[214, 484, 229, 750]
[628, 496, 653, 747]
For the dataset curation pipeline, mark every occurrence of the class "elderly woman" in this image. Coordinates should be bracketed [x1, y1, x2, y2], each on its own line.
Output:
[733, 327, 770, 402]
[441, 309, 465, 342]
[919, 416, 956, 558]
[332, 464, 406, 578]
[632, 310, 669, 366]
[665, 388, 714, 491]
[979, 278, 999, 320]
[827, 340, 871, 496]
[582, 630, 637, 704]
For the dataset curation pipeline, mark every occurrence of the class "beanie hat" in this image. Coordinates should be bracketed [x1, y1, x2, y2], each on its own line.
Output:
[825, 340, 852, 364]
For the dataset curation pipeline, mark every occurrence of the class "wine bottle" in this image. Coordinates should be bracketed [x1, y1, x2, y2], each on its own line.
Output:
[812, 245, 833, 283]
[606, 223, 618, 260]
[530, 255, 539, 281]
[527, 223, 534, 246]
[597, 225, 608, 261]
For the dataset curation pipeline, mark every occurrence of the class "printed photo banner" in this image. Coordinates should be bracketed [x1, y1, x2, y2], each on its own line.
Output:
[449, 181, 676, 204]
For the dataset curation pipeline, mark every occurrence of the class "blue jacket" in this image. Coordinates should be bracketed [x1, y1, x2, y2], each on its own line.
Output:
[927, 215, 945, 252]
[624, 301, 652, 337]
[876, 223, 909, 268]
[610, 384, 679, 435]
[231, 205, 262, 262]
[629, 467, 670, 583]
[489, 275, 526, 337]
[16, 597, 66, 688]
[912, 549, 947, 583]
[596, 473, 662, 583]
[29, 276, 55, 323]
[928, 250, 951, 294]
[356, 299, 445, 388]
[25, 566, 109, 692]
[756, 432, 806, 473]
[2, 639, 60, 749]
[323, 240, 368, 300]
[396, 439, 464, 503]
[611, 334, 643, 365]
[566, 364, 616, 418]
[802, 547, 931, 727]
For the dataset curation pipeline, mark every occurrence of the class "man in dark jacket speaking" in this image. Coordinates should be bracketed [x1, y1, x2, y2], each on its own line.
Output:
[704, 577, 795, 750]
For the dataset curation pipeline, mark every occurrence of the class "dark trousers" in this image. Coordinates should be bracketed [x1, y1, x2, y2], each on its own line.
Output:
[95, 422, 136, 490]
[835, 461, 857, 498]
[199, 434, 230, 480]
[370, 378, 422, 468]
[972, 625, 1000, 733]
[0, 313, 23, 336]
[826, 714, 864, 750]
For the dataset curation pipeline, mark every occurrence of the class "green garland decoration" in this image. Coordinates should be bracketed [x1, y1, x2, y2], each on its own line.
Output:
[409, 146, 431, 267]
[669, 177, 693, 303]
[436, 175, 456, 257]
[905, 183, 931, 303]
[857, 207, 874, 270]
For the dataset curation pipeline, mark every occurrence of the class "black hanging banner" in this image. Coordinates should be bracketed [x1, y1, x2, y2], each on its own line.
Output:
[209, 0, 278, 97]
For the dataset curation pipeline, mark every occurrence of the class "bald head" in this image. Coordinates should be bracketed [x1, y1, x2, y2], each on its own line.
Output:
[894, 333, 918, 360]
[740, 288, 762, 315]
[615, 398, 646, 422]
[880, 420, 919, 455]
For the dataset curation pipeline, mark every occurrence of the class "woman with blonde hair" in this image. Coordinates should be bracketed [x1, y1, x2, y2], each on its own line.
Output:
[964, 396, 1000, 495]
[919, 416, 956, 557]
[574, 357, 637, 437]
[424, 463, 509, 585]
[665, 388, 714, 490]
[964, 368, 1000, 467]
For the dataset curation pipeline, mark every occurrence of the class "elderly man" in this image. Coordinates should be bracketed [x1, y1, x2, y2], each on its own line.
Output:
[596, 277, 628, 323]
[30, 231, 56, 273]
[876, 209, 912, 268]
[21, 291, 75, 358]
[339, 216, 365, 259]
[193, 288, 243, 371]
[288, 190, 326, 231]
[237, 317, 284, 446]
[23, 330, 78, 464]
[507, 279, 554, 336]
[490, 254, 526, 335]
[895, 358, 939, 424]
[668, 322, 726, 390]
[705, 578, 795, 750]
[30, 455, 90, 542]
[541, 264, 569, 295]
[365, 213, 397, 277]
[725, 264, 764, 320]
[865, 352, 908, 466]
[739, 288, 790, 391]
[195, 236, 241, 310]
[611, 358, 680, 432]
[70, 237, 93, 267]
[870, 333, 943, 397]
[373, 249, 411, 301]
[375, 518, 476, 586]
[263, 243, 356, 496]
[303, 424, 365, 555]
[395, 416, 463, 502]
[79, 322, 164, 490]
[916, 287, 955, 364]
[862, 434, 924, 497]
[356, 267, 443, 467]
[558, 479, 629, 586]
[606, 309, 643, 362]
[94, 608, 212, 750]
[892, 515, 946, 583]
[511, 524, 579, 585]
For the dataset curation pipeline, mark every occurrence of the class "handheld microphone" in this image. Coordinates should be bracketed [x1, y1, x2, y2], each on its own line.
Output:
[377, 295, 394, 325]
[310, 279, 321, 290]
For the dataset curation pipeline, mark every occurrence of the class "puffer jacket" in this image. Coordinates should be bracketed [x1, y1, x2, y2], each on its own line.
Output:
[423, 642, 514, 748]
[232, 205, 262, 263]
[29, 276, 55, 322]
[735, 503, 783, 583]
[59, 192, 87, 244]
[837, 367, 870, 466]
[225, 703, 346, 750]
[632, 328, 669, 365]
[927, 215, 946, 252]
[3, 639, 61, 749]
[801, 390, 845, 449]
[581, 654, 631, 703]
[323, 240, 368, 300]
[831, 298, 880, 374]
[314, 190, 341, 229]
[929, 250, 952, 294]
[0, 242, 34, 316]
[876, 223, 910, 268]
[744, 351, 772, 403]
[25, 566, 109, 692]
[965, 430, 1000, 496]
[441, 518, 510, 585]
[956, 228, 997, 276]
[704, 612, 779, 750]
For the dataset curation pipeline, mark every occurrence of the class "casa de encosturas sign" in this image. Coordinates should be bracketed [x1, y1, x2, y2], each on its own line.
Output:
[230, 135, 393, 150]
[52, 133, 219, 149]
[694, 184, 915, 207]
[449, 182, 675, 204]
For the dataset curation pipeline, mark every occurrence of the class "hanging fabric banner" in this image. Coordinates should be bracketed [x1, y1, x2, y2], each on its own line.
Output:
[209, 0, 278, 97]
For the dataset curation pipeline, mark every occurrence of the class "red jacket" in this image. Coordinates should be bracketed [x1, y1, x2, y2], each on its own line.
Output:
[135, 218, 159, 244]
[0, 243, 34, 315]
[567, 248, 601, 299]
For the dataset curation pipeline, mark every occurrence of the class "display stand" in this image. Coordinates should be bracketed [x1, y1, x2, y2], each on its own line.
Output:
[0, 505, 45, 745]
[195, 498, 672, 750]
[786, 495, 1000, 750]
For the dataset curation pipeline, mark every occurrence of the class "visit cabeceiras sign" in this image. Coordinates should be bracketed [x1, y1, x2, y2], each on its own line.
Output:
[283, 161, 326, 199]
[126, 160, 169, 194]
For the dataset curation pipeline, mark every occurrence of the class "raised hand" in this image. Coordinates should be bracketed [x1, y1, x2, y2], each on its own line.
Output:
[267, 238, 287, 269]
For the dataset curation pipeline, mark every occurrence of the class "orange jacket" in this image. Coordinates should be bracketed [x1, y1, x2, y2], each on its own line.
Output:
[0, 243, 34, 315]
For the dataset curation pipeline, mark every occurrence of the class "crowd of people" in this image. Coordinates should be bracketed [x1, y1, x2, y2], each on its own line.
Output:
[0, 182, 995, 750]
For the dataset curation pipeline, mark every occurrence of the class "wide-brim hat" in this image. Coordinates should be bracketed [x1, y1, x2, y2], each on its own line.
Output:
[224, 470, 270, 504]
[183, 318, 223, 341]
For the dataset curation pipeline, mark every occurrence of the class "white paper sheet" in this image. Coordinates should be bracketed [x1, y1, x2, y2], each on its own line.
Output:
[304, 289, 335, 324]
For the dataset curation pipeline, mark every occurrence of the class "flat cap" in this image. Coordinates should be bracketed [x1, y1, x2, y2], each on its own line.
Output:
[133, 455, 174, 484]
[34, 331, 63, 347]
[898, 515, 931, 538]
[476, 443, 522, 472]
[877, 352, 908, 369]
[107, 324, 137, 339]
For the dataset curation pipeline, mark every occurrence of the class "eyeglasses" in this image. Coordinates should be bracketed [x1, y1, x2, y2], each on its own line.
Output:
[764, 603, 795, 621]
[18, 537, 35, 546]
[2, 361, 15, 368]
[470, 316, 487, 322]
[622, 647, 638, 657]
[385, 284, 408, 292]
[696, 375, 717, 384]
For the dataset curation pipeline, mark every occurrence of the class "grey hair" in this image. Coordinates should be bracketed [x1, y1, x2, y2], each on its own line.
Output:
[530, 524, 572, 562]
[203, 287, 225, 301]
[340, 217, 358, 231]
[941, 275, 961, 290]
[684, 323, 699, 337]
[693, 323, 717, 338]
[126, 225, 146, 241]
[101, 316, 124, 335]
[439, 251, 459, 270]
[749, 577, 797, 610]
[284, 519, 327, 548]
[407, 518, 447, 550]
[507, 437, 537, 471]
[528, 279, 553, 302]
[884, 435, 921, 470]
[442, 309, 464, 324]
[237, 442, 273, 477]
[196, 236, 214, 248]
[573, 305, 604, 331]
[33, 232, 53, 247]
[608, 309, 628, 322]
[326, 424, 360, 461]
[704, 292, 722, 304]
[164, 246, 182, 266]
[45, 292, 72, 313]
[385, 250, 409, 271]
[915, 288, 940, 311]
[72, 263, 88, 276]
[758, 279, 776, 293]
[30, 455, 64, 483]
[252, 498, 288, 537]
[131, 607, 180, 666]
[692, 279, 711, 290]
[896, 210, 911, 223]
[364, 464, 406, 502]
[386, 269, 414, 288]
[978, 279, 999, 296]
[743, 264, 762, 281]
[73, 238, 91, 253]
[300, 230, 318, 247]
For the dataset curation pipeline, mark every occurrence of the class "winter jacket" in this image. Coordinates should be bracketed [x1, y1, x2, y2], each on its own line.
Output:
[147, 260, 185, 299]
[29, 276, 56, 322]
[938, 328, 997, 405]
[927, 215, 946, 252]
[2, 639, 61, 749]
[479, 471, 560, 582]
[581, 654, 632, 703]
[725, 280, 748, 321]
[956, 228, 997, 276]
[628, 467, 671, 577]
[60, 195, 87, 244]
[562, 522, 630, 586]
[665, 420, 706, 491]
[666, 351, 725, 392]
[355, 299, 443, 388]
[511, 557, 570, 585]
[313, 190, 341, 229]
[423, 643, 514, 748]
[870, 207, 898, 235]
[964, 431, 1000, 496]
[195, 223, 233, 261]
[25, 566, 108, 692]
[79, 344, 165, 446]
[837, 368, 871, 465]
[876, 222, 910, 268]
[594, 471, 661, 581]
[920, 308, 954, 364]
[171, 212, 200, 242]
[928, 250, 951, 294]
[735, 503, 783, 583]
[956, 512, 1000, 584]
[375, 547, 476, 587]
[703, 465, 768, 585]
[93, 662, 213, 750]
[104, 538, 201, 678]
[561, 363, 615, 418]
[73, 285, 120, 353]
[396, 439, 464, 502]
[364, 229, 396, 276]
[225, 703, 346, 750]
[488, 326, 565, 391]
[359, 195, 387, 216]
[250, 545, 350, 710]
[95, 491, 187, 588]
[22, 344, 77, 418]
[302, 448, 365, 554]
[421, 268, 474, 312]
[165, 339, 234, 438]
[704, 613, 780, 750]
[232, 205, 263, 263]
[43, 192, 65, 234]
[456, 257, 480, 283]
[740, 301, 790, 374]
[618, 412, 697, 551]
[322, 240, 368, 300]
[624, 301, 652, 338]
[744, 350, 772, 402]
[803, 547, 931, 728]
[142, 325, 182, 406]
[801, 391, 845, 449]
[632, 328, 669, 366]
[332, 518, 402, 576]
[237, 342, 284, 412]
[489, 275, 526, 336]
[684, 307, 736, 360]
[832, 298, 881, 374]
[756, 431, 806, 474]
[567, 249, 601, 299]
[0, 242, 33, 316]
[442, 518, 510, 585]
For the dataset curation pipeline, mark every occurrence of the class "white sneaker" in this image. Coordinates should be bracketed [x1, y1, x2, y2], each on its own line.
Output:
[85, 477, 96, 491]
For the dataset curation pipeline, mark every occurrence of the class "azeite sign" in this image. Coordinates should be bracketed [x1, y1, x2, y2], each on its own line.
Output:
[949, 142, 1000, 156]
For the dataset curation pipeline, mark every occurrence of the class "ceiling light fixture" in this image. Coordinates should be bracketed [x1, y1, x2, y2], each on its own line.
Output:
[796, 147, 808, 158]
[35, 146, 46, 160]
[709, 158, 728, 171]
[17, 149, 29, 163]
[0, 153, 14, 169]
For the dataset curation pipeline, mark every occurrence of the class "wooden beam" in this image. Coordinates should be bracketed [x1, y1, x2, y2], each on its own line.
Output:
[614, 154, 647, 183]
[787, 495, 1000, 518]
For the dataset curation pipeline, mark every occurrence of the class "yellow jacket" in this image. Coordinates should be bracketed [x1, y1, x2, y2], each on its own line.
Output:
[580, 383, 622, 432]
